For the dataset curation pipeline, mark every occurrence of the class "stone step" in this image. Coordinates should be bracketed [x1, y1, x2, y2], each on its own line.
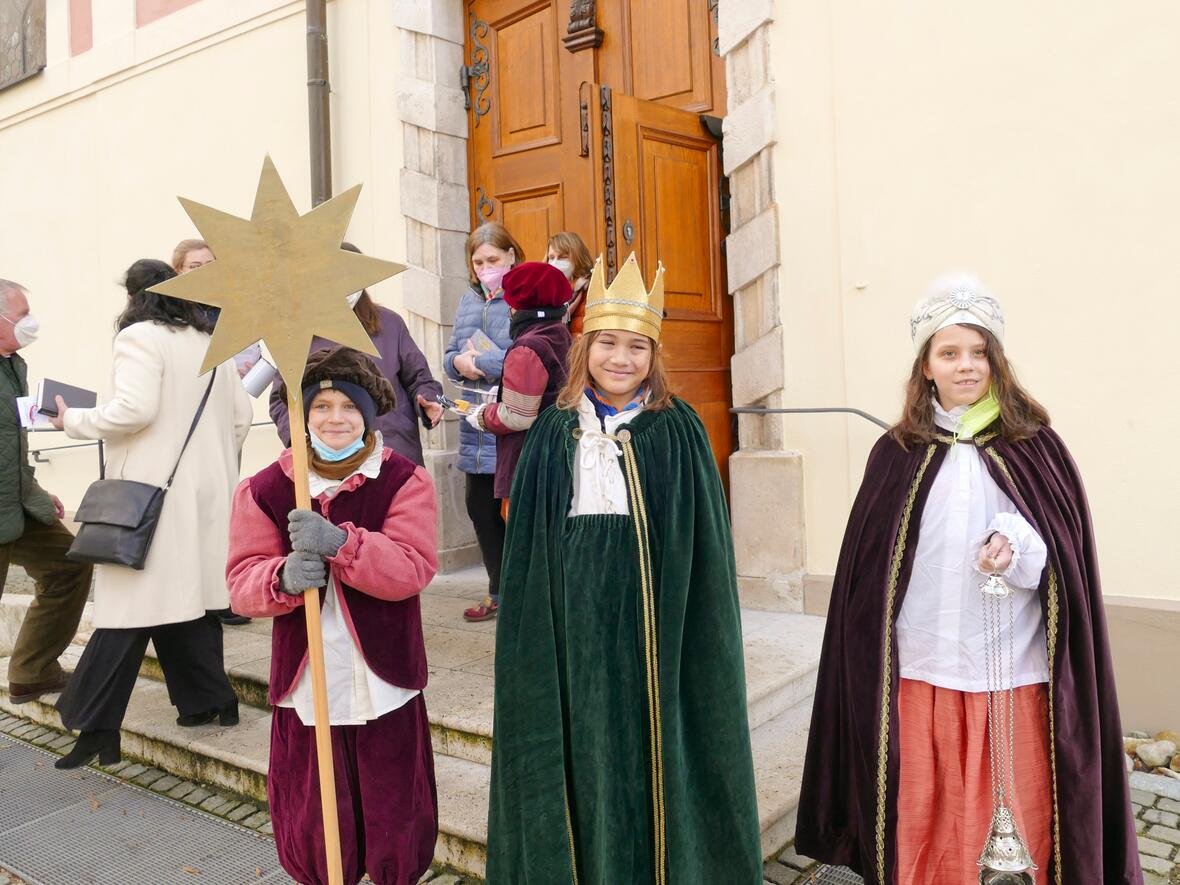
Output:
[0, 571, 825, 874]
[58, 586, 824, 773]
[0, 651, 489, 877]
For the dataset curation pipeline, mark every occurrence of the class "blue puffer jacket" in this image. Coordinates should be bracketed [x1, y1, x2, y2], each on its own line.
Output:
[444, 283, 512, 474]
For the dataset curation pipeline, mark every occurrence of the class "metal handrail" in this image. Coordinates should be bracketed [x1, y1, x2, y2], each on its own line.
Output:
[730, 406, 891, 431]
[27, 420, 278, 466]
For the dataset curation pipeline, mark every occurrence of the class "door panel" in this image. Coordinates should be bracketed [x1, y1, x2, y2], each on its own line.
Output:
[492, 3, 561, 155]
[597, 0, 726, 115]
[590, 85, 735, 482]
[499, 184, 564, 260]
[640, 133, 719, 319]
[468, 0, 587, 263]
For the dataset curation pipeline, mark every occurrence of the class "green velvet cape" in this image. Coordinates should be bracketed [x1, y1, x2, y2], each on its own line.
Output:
[486, 399, 762, 885]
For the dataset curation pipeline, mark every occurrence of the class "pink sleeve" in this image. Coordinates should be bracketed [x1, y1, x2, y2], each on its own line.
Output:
[326, 466, 438, 601]
[225, 479, 304, 618]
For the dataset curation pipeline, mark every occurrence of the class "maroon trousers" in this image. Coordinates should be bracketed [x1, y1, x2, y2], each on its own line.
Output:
[269, 696, 438, 885]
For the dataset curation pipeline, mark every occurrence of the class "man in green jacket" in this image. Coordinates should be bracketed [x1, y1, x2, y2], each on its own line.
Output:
[0, 278, 92, 704]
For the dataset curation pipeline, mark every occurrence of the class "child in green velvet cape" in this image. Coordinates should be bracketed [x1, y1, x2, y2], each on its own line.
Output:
[485, 253, 762, 885]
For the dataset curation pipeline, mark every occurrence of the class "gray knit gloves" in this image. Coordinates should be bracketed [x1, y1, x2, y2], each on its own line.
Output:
[280, 551, 326, 595]
[278, 510, 348, 596]
[288, 509, 348, 557]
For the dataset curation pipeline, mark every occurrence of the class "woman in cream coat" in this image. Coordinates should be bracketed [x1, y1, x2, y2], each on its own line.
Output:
[52, 259, 252, 769]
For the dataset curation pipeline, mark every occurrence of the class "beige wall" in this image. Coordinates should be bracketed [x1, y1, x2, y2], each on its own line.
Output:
[0, 0, 408, 506]
[769, 1, 1179, 603]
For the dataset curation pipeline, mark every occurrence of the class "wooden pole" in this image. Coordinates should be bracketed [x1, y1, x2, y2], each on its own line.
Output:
[286, 388, 345, 885]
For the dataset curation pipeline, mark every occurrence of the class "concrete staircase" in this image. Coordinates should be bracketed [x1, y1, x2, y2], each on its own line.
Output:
[0, 567, 825, 878]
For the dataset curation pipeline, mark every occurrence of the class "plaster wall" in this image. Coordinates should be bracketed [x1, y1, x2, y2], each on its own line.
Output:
[767, 0, 1180, 603]
[0, 0, 411, 511]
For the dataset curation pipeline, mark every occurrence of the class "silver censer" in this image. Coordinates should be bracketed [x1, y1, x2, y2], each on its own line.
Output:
[978, 571, 1038, 884]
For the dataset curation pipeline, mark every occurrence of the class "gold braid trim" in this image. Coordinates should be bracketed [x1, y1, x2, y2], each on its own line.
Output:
[984, 447, 1063, 884]
[875, 443, 938, 883]
[622, 441, 666, 885]
[564, 784, 580, 885]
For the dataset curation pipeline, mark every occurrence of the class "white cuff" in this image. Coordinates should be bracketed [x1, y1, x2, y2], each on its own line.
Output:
[977, 511, 1047, 589]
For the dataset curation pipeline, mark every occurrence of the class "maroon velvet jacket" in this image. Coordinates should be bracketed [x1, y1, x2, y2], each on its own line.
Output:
[795, 424, 1141, 885]
[483, 319, 571, 499]
[242, 453, 429, 704]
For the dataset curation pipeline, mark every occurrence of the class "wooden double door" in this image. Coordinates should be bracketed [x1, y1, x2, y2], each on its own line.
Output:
[464, 0, 735, 481]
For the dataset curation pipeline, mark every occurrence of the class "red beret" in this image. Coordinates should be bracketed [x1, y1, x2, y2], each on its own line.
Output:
[502, 262, 573, 311]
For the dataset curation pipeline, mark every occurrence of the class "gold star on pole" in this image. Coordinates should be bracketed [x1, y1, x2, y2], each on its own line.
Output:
[148, 155, 405, 388]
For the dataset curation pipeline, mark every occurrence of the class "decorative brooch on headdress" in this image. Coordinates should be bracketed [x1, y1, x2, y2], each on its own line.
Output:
[910, 272, 1005, 353]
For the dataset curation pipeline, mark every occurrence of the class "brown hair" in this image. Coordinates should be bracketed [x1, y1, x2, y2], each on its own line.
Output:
[340, 242, 381, 337]
[890, 326, 1050, 448]
[546, 231, 594, 281]
[465, 222, 525, 285]
[557, 329, 674, 412]
[170, 239, 209, 273]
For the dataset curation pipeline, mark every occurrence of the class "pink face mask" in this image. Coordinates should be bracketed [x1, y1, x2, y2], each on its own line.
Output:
[476, 264, 509, 293]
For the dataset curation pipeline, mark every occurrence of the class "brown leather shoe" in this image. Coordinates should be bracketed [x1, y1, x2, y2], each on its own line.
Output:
[9, 671, 69, 704]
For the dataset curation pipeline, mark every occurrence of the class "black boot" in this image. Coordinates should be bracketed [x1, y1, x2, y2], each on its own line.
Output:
[55, 730, 120, 770]
[176, 700, 239, 728]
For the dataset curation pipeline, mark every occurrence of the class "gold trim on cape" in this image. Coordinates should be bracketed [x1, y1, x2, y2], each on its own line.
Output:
[875, 443, 938, 882]
[564, 783, 580, 885]
[621, 440, 667, 885]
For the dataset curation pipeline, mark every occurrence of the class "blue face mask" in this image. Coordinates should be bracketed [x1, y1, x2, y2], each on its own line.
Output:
[308, 430, 366, 462]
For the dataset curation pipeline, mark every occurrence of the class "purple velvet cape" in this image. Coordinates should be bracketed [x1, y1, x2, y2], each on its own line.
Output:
[794, 424, 1141, 885]
[247, 453, 427, 704]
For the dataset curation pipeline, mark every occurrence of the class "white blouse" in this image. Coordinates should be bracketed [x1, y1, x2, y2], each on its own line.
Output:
[896, 402, 1050, 693]
[568, 394, 645, 517]
[278, 434, 420, 726]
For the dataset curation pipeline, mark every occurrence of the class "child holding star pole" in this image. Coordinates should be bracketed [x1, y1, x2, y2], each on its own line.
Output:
[795, 273, 1140, 884]
[227, 346, 439, 885]
[485, 253, 762, 884]
[146, 157, 417, 885]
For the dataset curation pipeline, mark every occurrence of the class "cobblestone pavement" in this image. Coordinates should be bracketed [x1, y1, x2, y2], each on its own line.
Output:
[1131, 771, 1180, 884]
[762, 775, 1180, 885]
[7, 690, 1176, 885]
[0, 709, 477, 885]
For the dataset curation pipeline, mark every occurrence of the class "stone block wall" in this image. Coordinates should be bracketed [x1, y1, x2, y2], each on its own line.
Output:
[719, 0, 805, 610]
[394, 0, 480, 571]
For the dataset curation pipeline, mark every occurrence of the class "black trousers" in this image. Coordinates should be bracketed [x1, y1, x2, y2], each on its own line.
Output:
[464, 472, 504, 600]
[56, 613, 236, 732]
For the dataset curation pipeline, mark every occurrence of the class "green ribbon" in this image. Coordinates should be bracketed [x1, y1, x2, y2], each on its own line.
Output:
[954, 386, 1001, 442]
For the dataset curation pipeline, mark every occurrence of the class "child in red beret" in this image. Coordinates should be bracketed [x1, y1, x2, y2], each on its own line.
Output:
[465, 262, 572, 612]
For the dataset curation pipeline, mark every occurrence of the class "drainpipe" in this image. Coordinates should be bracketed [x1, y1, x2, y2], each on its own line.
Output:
[306, 0, 332, 206]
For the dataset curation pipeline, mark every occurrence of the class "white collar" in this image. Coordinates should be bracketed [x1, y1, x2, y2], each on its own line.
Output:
[932, 397, 969, 433]
[576, 391, 647, 433]
[309, 431, 385, 497]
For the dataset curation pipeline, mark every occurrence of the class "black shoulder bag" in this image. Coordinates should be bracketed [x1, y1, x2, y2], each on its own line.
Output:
[67, 370, 218, 570]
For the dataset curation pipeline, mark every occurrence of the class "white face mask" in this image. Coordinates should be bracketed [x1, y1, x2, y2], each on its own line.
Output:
[548, 258, 575, 280]
[346, 291, 363, 308]
[1, 312, 39, 347]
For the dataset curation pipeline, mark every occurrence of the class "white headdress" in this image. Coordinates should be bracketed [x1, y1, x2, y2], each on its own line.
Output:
[910, 272, 1005, 354]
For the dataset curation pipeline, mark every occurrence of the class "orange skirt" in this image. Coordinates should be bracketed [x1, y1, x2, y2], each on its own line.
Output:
[896, 678, 1053, 884]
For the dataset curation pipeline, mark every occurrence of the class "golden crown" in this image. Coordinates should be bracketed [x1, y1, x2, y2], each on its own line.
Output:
[582, 251, 666, 341]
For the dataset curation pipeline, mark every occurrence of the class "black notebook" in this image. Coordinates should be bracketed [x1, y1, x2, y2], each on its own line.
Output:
[36, 378, 97, 417]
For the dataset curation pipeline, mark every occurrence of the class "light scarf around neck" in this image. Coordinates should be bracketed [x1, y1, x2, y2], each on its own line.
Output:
[954, 386, 1001, 442]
